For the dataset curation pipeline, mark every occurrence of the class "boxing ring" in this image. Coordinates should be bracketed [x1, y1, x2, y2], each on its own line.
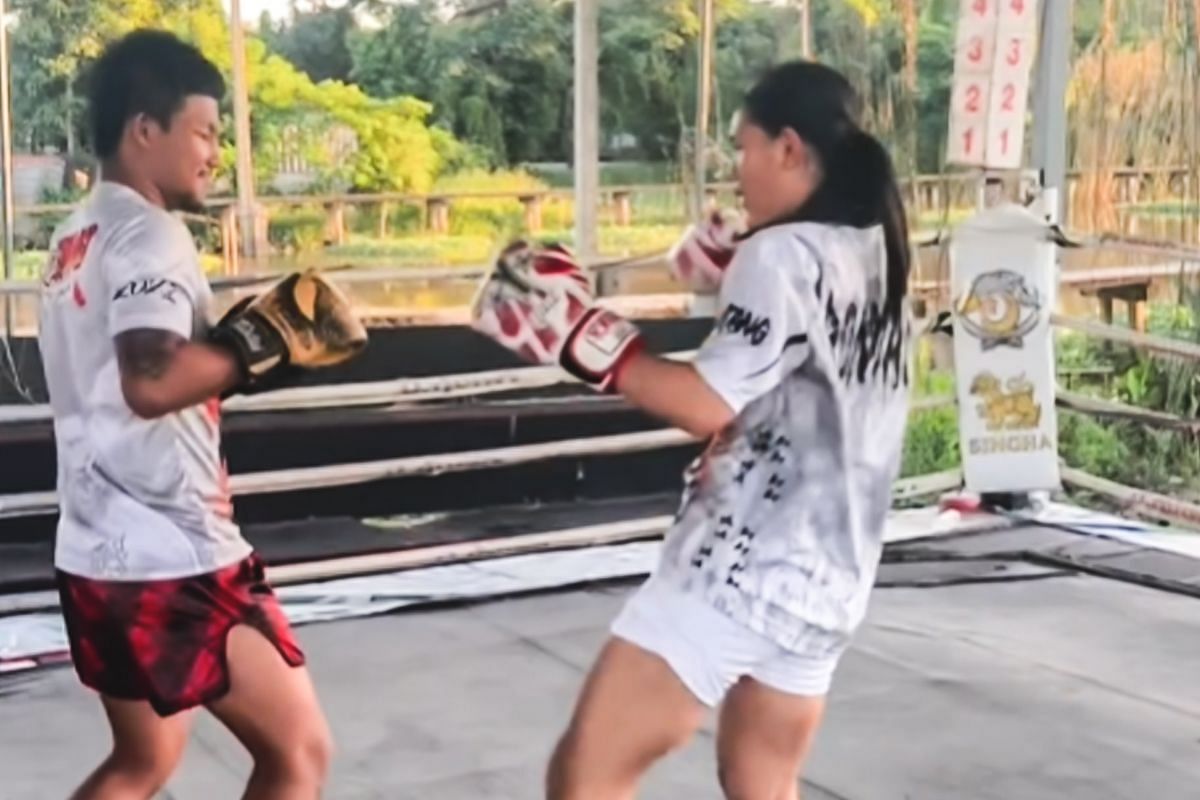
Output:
[5, 232, 1200, 797]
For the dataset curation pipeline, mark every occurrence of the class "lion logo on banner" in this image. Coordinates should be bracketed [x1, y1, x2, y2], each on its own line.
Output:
[970, 371, 1041, 431]
[956, 269, 1041, 350]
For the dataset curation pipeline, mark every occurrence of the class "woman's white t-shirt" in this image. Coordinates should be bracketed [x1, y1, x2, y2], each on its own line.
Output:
[657, 221, 912, 654]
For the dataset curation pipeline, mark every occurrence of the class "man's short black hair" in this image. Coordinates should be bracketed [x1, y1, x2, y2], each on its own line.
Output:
[88, 29, 226, 159]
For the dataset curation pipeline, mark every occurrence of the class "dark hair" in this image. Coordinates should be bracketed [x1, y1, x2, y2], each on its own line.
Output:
[742, 61, 910, 324]
[87, 30, 225, 159]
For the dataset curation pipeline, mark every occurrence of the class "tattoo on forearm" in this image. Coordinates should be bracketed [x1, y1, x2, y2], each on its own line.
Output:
[116, 329, 186, 380]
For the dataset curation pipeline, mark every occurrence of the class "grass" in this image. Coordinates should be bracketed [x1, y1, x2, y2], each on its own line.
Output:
[10, 250, 226, 279]
[527, 161, 681, 188]
[1124, 201, 1200, 217]
[324, 224, 682, 267]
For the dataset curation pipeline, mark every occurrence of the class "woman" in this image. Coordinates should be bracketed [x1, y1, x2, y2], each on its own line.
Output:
[474, 59, 912, 799]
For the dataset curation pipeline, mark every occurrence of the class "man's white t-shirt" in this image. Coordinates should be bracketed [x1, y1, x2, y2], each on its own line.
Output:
[38, 181, 251, 581]
[656, 221, 911, 654]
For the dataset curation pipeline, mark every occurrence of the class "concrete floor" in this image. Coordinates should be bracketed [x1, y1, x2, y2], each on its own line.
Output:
[3, 570, 1200, 800]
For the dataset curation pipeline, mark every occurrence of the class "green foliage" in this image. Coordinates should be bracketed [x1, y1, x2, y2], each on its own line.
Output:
[240, 39, 447, 193]
[351, 0, 572, 165]
[346, 0, 760, 166]
[894, 310, 1200, 500]
[10, 0, 452, 194]
[901, 405, 960, 478]
[900, 363, 960, 479]
[914, 16, 955, 174]
[1056, 331, 1110, 371]
[10, 250, 49, 281]
[431, 168, 548, 237]
[1058, 412, 1136, 483]
[1055, 299, 1200, 500]
[9, 0, 958, 183]
[528, 162, 680, 188]
[268, 206, 327, 253]
[329, 234, 497, 267]
[260, 3, 355, 83]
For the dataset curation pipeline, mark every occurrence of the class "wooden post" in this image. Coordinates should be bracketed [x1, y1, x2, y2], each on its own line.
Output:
[573, 0, 599, 260]
[1125, 285, 1149, 333]
[379, 201, 390, 238]
[229, 0, 267, 261]
[1129, 299, 1147, 334]
[613, 190, 632, 226]
[427, 198, 450, 234]
[1099, 293, 1114, 327]
[325, 201, 346, 246]
[220, 205, 238, 275]
[520, 194, 543, 233]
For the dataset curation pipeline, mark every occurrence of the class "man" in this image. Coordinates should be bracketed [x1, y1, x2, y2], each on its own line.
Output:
[39, 30, 365, 799]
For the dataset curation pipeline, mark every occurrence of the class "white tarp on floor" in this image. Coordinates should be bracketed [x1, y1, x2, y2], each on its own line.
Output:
[1, 502, 1193, 670]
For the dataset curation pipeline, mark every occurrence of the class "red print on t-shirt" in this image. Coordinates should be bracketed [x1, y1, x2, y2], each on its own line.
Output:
[45, 224, 99, 307]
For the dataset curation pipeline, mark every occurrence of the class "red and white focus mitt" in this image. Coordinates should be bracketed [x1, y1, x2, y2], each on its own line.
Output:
[471, 241, 644, 392]
[667, 208, 745, 293]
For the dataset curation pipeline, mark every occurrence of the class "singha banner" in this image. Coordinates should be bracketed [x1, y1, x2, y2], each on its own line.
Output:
[950, 204, 1061, 493]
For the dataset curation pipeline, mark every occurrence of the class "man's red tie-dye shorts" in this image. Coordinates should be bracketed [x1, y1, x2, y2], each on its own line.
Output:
[56, 553, 305, 716]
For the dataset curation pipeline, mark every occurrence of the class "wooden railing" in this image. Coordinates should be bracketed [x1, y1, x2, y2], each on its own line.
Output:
[7, 165, 1196, 275]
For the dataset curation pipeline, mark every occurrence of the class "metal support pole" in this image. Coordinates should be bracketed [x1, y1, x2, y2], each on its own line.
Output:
[0, 0, 14, 339]
[798, 0, 812, 58]
[229, 0, 265, 264]
[693, 0, 715, 220]
[1030, 0, 1071, 226]
[573, 0, 599, 263]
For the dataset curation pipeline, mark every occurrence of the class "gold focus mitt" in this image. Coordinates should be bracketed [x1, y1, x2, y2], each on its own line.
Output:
[212, 269, 368, 386]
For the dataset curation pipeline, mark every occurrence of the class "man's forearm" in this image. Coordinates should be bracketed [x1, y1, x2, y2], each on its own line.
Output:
[616, 351, 734, 438]
[117, 329, 240, 418]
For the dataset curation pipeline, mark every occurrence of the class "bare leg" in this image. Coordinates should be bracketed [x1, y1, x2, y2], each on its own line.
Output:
[69, 696, 194, 800]
[546, 637, 706, 800]
[715, 678, 825, 800]
[207, 625, 334, 800]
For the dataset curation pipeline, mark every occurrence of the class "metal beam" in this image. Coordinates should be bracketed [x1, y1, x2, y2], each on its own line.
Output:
[573, 0, 599, 261]
[798, 0, 812, 58]
[693, 0, 715, 219]
[0, 0, 14, 339]
[1030, 0, 1071, 225]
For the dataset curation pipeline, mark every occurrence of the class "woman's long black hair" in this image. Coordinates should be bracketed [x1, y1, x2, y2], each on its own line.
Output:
[741, 60, 910, 328]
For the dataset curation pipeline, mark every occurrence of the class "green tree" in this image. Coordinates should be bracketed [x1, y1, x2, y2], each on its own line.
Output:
[261, 1, 356, 83]
[351, 0, 572, 165]
[10, 0, 450, 193]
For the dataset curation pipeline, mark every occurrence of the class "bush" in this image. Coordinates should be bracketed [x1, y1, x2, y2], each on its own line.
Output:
[269, 206, 327, 253]
[1058, 412, 1133, 483]
[12, 250, 47, 281]
[901, 405, 961, 478]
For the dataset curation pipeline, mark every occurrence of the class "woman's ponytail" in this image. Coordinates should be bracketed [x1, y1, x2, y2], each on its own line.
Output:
[830, 130, 911, 321]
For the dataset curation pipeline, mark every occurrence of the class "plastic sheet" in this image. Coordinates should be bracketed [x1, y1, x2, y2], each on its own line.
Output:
[4, 503, 1197, 672]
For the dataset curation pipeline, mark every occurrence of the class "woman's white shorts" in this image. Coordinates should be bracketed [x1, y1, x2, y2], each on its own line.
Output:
[610, 578, 844, 707]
